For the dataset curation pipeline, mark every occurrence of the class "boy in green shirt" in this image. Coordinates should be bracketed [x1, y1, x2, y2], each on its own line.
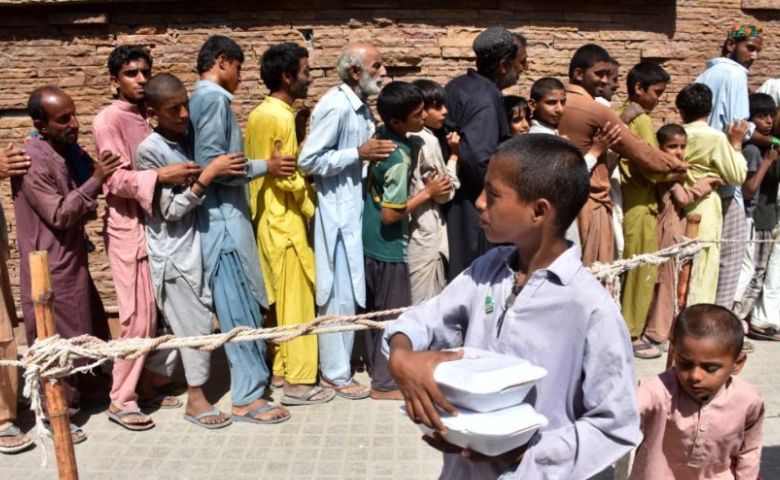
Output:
[362, 81, 452, 399]
[617, 61, 671, 359]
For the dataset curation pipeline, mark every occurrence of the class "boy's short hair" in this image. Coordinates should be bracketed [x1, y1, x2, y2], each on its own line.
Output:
[530, 77, 565, 102]
[260, 42, 309, 92]
[144, 73, 186, 109]
[412, 79, 445, 109]
[377, 81, 424, 125]
[494, 135, 589, 235]
[626, 60, 670, 93]
[749, 92, 777, 119]
[656, 123, 687, 146]
[108, 45, 153, 77]
[568, 44, 611, 80]
[675, 83, 712, 121]
[672, 304, 744, 358]
[197, 35, 245, 74]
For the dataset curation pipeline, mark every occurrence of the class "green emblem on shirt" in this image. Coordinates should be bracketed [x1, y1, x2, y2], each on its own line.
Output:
[485, 295, 494, 314]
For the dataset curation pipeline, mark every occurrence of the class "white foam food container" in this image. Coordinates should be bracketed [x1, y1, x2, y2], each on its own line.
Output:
[434, 347, 547, 413]
[402, 403, 548, 457]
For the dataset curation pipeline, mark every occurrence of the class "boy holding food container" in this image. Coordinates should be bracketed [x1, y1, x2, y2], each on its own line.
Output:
[384, 134, 640, 479]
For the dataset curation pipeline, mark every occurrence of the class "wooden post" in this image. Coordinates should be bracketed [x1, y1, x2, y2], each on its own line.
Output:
[667, 214, 702, 369]
[30, 251, 79, 480]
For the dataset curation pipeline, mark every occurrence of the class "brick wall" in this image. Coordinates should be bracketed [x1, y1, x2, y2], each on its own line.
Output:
[0, 0, 778, 309]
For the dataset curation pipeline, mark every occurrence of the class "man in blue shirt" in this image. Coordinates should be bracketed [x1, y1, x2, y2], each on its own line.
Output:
[298, 43, 394, 400]
[189, 35, 295, 424]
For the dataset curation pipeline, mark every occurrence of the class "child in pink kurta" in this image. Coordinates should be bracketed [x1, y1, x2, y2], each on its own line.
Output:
[630, 304, 764, 480]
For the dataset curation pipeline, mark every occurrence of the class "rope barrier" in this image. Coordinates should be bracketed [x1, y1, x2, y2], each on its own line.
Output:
[0, 235, 764, 463]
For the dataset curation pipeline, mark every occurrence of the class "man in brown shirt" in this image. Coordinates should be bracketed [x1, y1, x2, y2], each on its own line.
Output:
[559, 44, 688, 265]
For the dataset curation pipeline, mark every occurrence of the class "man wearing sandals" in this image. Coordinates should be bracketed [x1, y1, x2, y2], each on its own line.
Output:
[189, 35, 295, 424]
[0, 143, 33, 454]
[13, 87, 123, 444]
[246, 43, 335, 406]
[299, 43, 393, 400]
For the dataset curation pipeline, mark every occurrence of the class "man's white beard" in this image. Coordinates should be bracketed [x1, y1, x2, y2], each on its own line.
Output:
[358, 70, 382, 97]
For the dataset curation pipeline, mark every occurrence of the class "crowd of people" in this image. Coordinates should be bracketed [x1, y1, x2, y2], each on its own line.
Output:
[0, 22, 773, 479]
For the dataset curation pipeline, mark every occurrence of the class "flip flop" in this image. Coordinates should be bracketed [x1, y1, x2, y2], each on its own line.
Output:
[41, 422, 88, 445]
[183, 408, 232, 430]
[0, 425, 34, 454]
[320, 378, 370, 400]
[231, 402, 290, 425]
[281, 386, 336, 406]
[632, 337, 662, 359]
[107, 408, 155, 431]
[139, 394, 183, 410]
[748, 326, 780, 341]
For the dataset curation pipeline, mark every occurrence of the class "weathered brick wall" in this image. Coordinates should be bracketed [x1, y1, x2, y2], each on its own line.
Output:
[0, 0, 778, 309]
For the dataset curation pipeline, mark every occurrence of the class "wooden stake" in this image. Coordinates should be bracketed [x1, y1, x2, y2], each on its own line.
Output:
[667, 214, 702, 369]
[30, 251, 79, 480]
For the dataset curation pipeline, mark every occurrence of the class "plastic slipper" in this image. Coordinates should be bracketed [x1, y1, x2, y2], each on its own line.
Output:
[748, 326, 780, 341]
[281, 386, 336, 406]
[231, 402, 290, 425]
[42, 422, 88, 445]
[107, 408, 155, 431]
[139, 394, 183, 410]
[320, 378, 370, 400]
[0, 425, 34, 454]
[632, 338, 662, 359]
[183, 408, 232, 430]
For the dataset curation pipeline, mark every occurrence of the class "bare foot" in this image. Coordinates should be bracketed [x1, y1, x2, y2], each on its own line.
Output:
[232, 399, 289, 422]
[185, 387, 229, 426]
[320, 377, 370, 399]
[108, 403, 154, 428]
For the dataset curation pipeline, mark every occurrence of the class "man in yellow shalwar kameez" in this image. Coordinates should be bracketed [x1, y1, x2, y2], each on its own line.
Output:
[246, 42, 334, 405]
[675, 83, 747, 306]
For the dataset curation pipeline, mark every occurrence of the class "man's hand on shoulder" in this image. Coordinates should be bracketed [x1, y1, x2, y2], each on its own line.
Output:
[388, 334, 463, 433]
[0, 143, 31, 179]
[358, 139, 396, 162]
[93, 151, 123, 182]
[267, 141, 296, 177]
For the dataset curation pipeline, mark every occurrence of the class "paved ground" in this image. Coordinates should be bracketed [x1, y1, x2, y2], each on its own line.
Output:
[1, 340, 779, 480]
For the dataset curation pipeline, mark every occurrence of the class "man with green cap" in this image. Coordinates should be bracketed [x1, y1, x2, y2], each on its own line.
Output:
[696, 24, 773, 317]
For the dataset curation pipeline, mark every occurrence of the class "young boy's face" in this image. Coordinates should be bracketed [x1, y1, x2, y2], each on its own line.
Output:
[392, 102, 426, 135]
[531, 90, 566, 128]
[752, 112, 774, 136]
[509, 107, 529, 136]
[673, 334, 746, 403]
[660, 134, 687, 161]
[424, 103, 447, 130]
[476, 155, 536, 245]
[220, 57, 243, 94]
[633, 82, 667, 112]
[152, 88, 190, 136]
[111, 57, 152, 104]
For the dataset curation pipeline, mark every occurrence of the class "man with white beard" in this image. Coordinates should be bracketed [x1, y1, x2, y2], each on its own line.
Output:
[298, 43, 394, 400]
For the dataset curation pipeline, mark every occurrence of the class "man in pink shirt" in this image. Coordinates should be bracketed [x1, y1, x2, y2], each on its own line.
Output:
[93, 45, 201, 430]
[631, 304, 764, 479]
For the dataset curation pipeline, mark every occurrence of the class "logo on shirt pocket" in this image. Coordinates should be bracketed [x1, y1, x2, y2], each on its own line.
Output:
[484, 294, 495, 314]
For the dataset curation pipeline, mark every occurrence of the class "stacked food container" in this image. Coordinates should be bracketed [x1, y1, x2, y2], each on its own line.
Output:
[403, 347, 548, 456]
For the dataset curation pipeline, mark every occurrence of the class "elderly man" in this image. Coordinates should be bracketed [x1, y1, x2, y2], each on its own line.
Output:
[444, 26, 528, 280]
[298, 43, 393, 400]
[0, 143, 31, 454]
